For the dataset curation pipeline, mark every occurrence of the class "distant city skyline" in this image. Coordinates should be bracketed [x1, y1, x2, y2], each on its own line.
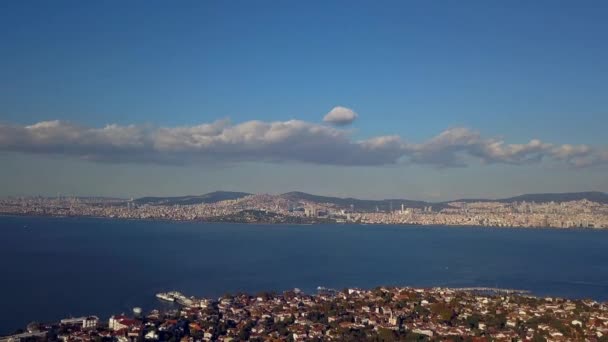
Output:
[1, 1, 607, 200]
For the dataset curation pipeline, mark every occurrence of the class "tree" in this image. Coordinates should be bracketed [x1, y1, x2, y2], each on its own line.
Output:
[308, 310, 326, 323]
[530, 334, 547, 342]
[466, 314, 481, 329]
[430, 302, 454, 323]
[486, 313, 507, 329]
[238, 321, 255, 341]
[377, 327, 397, 341]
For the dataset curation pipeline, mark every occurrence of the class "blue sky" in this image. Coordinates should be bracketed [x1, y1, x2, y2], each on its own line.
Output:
[1, 1, 607, 200]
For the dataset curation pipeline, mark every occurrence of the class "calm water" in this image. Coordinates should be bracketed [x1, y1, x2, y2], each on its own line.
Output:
[1, 216, 608, 334]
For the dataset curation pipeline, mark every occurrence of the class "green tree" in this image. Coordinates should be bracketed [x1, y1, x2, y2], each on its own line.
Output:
[377, 327, 397, 341]
[466, 313, 481, 329]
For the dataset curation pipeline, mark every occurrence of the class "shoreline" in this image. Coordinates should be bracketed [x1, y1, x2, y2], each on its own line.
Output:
[2, 285, 606, 340]
[1, 212, 606, 231]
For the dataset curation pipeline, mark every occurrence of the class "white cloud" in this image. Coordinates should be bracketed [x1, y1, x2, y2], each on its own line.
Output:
[323, 106, 358, 125]
[0, 119, 606, 168]
[402, 127, 607, 168]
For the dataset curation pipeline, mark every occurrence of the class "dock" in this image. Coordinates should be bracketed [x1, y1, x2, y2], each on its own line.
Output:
[453, 287, 531, 295]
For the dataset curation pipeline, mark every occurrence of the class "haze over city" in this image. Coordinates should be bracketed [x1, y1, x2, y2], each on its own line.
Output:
[1, 1, 607, 201]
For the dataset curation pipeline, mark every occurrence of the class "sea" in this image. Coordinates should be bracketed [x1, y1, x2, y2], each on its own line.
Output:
[1, 215, 608, 334]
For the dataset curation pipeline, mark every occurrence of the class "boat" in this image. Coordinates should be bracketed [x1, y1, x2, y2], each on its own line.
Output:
[168, 291, 184, 298]
[156, 290, 197, 307]
[317, 286, 339, 295]
[176, 297, 194, 306]
[155, 293, 175, 302]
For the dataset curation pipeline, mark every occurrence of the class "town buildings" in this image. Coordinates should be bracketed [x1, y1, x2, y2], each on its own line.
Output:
[3, 287, 608, 341]
[2, 195, 608, 229]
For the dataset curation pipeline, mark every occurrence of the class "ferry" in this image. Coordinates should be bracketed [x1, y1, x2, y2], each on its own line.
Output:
[155, 292, 175, 302]
[176, 297, 194, 306]
[155, 291, 197, 307]
[317, 286, 339, 295]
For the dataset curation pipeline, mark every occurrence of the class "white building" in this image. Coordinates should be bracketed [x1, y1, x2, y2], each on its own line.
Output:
[59, 316, 98, 330]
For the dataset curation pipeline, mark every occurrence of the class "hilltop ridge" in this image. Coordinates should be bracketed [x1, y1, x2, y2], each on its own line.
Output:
[132, 190, 608, 208]
[133, 191, 252, 206]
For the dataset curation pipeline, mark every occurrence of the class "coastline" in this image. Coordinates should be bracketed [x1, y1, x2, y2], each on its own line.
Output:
[1, 212, 606, 231]
[2, 216, 608, 336]
[3, 285, 606, 340]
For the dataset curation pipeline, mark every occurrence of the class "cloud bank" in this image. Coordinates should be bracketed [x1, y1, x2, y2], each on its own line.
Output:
[0, 119, 606, 168]
[323, 106, 358, 125]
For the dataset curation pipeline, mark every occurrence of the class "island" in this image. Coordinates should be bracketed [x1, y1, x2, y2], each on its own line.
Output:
[3, 286, 608, 341]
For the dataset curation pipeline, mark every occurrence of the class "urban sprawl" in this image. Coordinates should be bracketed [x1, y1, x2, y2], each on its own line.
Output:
[3, 287, 608, 341]
[1, 194, 608, 228]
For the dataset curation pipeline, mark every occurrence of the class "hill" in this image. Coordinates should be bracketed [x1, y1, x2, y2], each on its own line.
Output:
[280, 191, 437, 211]
[499, 191, 608, 204]
[281, 191, 608, 211]
[448, 191, 608, 204]
[132, 190, 608, 208]
[134, 191, 251, 206]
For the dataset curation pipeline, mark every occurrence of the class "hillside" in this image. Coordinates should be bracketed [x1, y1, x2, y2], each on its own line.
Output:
[133, 191, 251, 206]
[447, 191, 608, 204]
[132, 190, 608, 208]
[499, 191, 608, 204]
[280, 191, 437, 211]
[281, 191, 608, 211]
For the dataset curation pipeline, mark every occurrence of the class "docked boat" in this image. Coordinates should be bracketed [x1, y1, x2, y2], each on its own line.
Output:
[155, 290, 197, 307]
[155, 292, 175, 302]
[176, 297, 194, 306]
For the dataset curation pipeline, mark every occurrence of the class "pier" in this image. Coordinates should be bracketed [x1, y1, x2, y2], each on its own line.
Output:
[452, 287, 531, 295]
